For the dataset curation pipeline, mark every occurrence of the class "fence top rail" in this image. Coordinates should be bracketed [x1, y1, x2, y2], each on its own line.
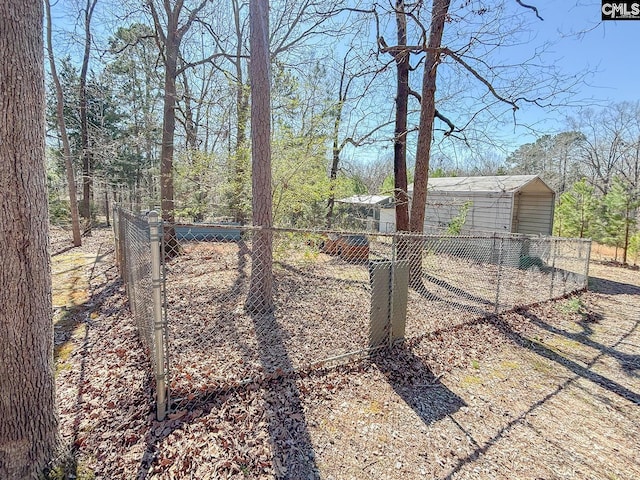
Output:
[166, 222, 397, 238]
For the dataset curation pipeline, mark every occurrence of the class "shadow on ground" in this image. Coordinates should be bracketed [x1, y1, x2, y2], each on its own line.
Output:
[589, 276, 640, 295]
[137, 245, 320, 480]
[373, 342, 466, 425]
[441, 309, 640, 479]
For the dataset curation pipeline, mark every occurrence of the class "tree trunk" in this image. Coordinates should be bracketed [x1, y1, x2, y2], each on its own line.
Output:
[79, 0, 98, 234]
[326, 51, 350, 229]
[325, 133, 340, 228]
[0, 0, 58, 475]
[409, 0, 450, 233]
[393, 0, 410, 232]
[230, 0, 250, 224]
[408, 0, 450, 286]
[232, 84, 250, 223]
[159, 22, 179, 255]
[45, 0, 81, 247]
[181, 73, 198, 150]
[623, 203, 630, 264]
[105, 188, 110, 227]
[246, 0, 274, 313]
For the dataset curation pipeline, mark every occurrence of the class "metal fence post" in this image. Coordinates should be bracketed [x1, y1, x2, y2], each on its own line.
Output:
[112, 205, 119, 271]
[389, 234, 409, 342]
[148, 211, 168, 420]
[494, 236, 504, 313]
[549, 238, 557, 298]
[584, 240, 592, 290]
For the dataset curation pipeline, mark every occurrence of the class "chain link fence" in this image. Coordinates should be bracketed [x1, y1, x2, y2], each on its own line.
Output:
[397, 233, 591, 338]
[113, 208, 168, 419]
[113, 208, 591, 418]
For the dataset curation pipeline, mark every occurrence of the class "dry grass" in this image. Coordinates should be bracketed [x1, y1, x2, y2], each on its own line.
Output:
[591, 242, 640, 266]
[52, 227, 640, 479]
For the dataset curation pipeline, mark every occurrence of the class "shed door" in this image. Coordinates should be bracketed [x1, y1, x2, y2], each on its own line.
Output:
[516, 193, 554, 235]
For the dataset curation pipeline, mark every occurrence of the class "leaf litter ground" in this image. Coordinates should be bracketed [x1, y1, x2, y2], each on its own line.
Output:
[51, 226, 639, 479]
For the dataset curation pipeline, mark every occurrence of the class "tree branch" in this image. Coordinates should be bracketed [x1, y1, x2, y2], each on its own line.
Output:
[408, 89, 456, 135]
[177, 0, 209, 39]
[515, 0, 543, 21]
[435, 109, 456, 135]
[442, 47, 519, 111]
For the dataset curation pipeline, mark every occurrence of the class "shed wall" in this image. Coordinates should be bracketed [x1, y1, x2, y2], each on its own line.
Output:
[424, 192, 513, 233]
[379, 208, 395, 233]
[514, 193, 554, 235]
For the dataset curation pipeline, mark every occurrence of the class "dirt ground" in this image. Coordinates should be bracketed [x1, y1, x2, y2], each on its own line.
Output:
[50, 226, 639, 479]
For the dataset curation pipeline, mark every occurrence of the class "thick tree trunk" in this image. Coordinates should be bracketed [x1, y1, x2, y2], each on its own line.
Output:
[246, 0, 274, 313]
[0, 0, 58, 475]
[409, 0, 450, 233]
[393, 0, 410, 232]
[408, 0, 450, 286]
[45, 0, 82, 247]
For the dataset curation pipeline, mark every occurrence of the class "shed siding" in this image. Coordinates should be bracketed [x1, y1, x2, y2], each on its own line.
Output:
[516, 194, 554, 235]
[424, 192, 512, 233]
[379, 208, 395, 233]
[379, 176, 555, 234]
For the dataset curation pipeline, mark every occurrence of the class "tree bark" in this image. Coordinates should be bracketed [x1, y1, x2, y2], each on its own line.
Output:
[326, 60, 347, 229]
[409, 0, 450, 233]
[160, 27, 179, 252]
[407, 0, 450, 287]
[0, 0, 58, 475]
[246, 0, 274, 313]
[393, 0, 410, 232]
[45, 0, 82, 247]
[148, 0, 209, 253]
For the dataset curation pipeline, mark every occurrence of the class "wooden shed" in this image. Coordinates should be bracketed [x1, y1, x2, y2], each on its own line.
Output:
[379, 175, 555, 235]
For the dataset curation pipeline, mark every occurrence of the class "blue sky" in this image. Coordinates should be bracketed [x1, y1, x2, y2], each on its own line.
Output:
[506, 1, 640, 134]
[48, 0, 640, 161]
[537, 1, 638, 102]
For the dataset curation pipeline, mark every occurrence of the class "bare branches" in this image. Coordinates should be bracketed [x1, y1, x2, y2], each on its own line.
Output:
[442, 47, 519, 111]
[515, 0, 544, 21]
[340, 119, 397, 150]
[177, 0, 209, 39]
[407, 88, 457, 136]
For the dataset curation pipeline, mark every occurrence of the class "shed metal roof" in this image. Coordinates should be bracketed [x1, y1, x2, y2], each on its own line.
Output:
[337, 194, 393, 206]
[408, 175, 552, 194]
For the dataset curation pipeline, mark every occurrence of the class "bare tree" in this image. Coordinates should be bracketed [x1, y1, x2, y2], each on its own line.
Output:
[392, 0, 411, 231]
[146, 0, 209, 251]
[0, 0, 58, 475]
[325, 44, 392, 228]
[246, 0, 274, 312]
[571, 105, 634, 195]
[46, 0, 82, 247]
[79, 0, 99, 232]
